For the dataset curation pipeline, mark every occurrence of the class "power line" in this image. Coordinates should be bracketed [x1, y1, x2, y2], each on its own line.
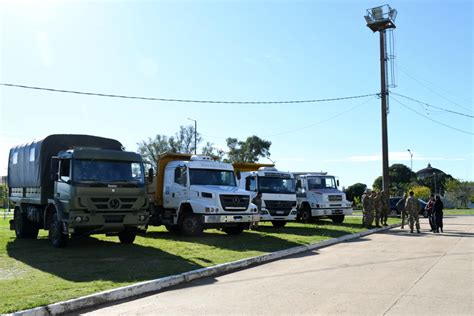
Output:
[397, 65, 473, 113]
[391, 92, 474, 118]
[390, 96, 473, 135]
[0, 83, 378, 105]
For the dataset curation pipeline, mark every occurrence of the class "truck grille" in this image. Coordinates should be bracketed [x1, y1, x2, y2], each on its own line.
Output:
[90, 197, 138, 210]
[328, 195, 343, 201]
[219, 195, 250, 211]
[264, 200, 295, 212]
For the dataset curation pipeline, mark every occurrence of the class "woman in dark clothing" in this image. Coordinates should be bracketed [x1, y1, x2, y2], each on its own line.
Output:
[433, 195, 444, 233]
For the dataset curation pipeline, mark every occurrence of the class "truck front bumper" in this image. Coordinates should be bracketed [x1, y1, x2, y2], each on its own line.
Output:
[259, 208, 297, 221]
[202, 213, 259, 224]
[67, 210, 149, 233]
[311, 207, 353, 217]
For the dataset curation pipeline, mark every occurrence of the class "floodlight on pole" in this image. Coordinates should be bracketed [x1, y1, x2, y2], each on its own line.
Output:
[187, 118, 197, 155]
[364, 4, 397, 207]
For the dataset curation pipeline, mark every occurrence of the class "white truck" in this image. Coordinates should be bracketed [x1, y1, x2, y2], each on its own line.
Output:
[234, 163, 297, 228]
[293, 172, 352, 224]
[147, 153, 259, 235]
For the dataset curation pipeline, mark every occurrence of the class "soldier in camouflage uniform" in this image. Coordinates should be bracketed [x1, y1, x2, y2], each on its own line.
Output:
[396, 193, 408, 229]
[405, 190, 421, 233]
[361, 190, 373, 227]
[380, 190, 389, 226]
[373, 191, 382, 227]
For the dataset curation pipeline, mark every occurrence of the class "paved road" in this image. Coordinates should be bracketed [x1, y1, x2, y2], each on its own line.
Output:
[80, 216, 474, 315]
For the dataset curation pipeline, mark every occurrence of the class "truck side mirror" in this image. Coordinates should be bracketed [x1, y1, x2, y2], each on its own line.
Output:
[337, 179, 340, 187]
[236, 170, 241, 180]
[147, 168, 154, 183]
[50, 158, 59, 181]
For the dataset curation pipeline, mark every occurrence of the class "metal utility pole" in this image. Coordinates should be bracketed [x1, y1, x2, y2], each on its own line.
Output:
[187, 118, 197, 155]
[365, 5, 397, 202]
[407, 149, 413, 171]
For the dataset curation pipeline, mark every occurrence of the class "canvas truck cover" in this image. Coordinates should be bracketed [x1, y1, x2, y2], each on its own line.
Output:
[8, 134, 122, 201]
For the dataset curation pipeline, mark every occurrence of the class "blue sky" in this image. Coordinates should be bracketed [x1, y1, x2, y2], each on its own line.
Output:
[1, 0, 472, 189]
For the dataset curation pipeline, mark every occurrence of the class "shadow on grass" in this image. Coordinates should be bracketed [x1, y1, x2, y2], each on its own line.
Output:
[143, 229, 303, 254]
[6, 236, 203, 283]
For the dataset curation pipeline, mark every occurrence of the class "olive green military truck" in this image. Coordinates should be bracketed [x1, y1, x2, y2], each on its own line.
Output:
[8, 134, 149, 247]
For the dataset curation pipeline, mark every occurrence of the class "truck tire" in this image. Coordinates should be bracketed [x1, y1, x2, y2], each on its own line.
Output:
[223, 224, 245, 235]
[331, 215, 345, 224]
[49, 213, 68, 248]
[165, 225, 181, 234]
[271, 221, 287, 228]
[180, 213, 203, 236]
[14, 207, 39, 239]
[301, 205, 312, 223]
[118, 229, 136, 244]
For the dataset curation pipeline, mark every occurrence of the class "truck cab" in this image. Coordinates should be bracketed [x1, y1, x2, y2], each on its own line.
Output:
[8, 134, 149, 247]
[294, 172, 352, 224]
[236, 165, 297, 228]
[148, 154, 259, 236]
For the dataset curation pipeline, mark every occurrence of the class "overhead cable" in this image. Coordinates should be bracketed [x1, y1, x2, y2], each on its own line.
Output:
[0, 83, 377, 104]
[391, 96, 473, 135]
[391, 92, 474, 119]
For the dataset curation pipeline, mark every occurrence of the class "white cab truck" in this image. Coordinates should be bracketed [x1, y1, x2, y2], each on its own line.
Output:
[293, 172, 352, 224]
[147, 153, 259, 236]
[234, 163, 297, 228]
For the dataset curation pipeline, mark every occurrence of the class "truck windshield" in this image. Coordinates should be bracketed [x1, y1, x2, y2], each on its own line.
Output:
[307, 176, 337, 190]
[258, 177, 296, 194]
[73, 160, 144, 186]
[189, 169, 236, 186]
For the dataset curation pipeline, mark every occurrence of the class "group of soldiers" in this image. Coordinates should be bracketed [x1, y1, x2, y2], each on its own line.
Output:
[362, 189, 422, 233]
[361, 190, 390, 227]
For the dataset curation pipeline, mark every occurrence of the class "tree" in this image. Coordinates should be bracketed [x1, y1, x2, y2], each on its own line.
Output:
[445, 179, 474, 208]
[417, 173, 453, 195]
[137, 125, 201, 169]
[169, 125, 202, 154]
[201, 142, 225, 161]
[137, 135, 171, 168]
[408, 185, 431, 201]
[225, 136, 271, 163]
[373, 164, 416, 196]
[344, 183, 367, 202]
[0, 184, 8, 209]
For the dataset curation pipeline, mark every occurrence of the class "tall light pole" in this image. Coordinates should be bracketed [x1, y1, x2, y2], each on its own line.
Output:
[365, 5, 397, 203]
[407, 149, 413, 171]
[433, 172, 437, 195]
[187, 118, 197, 155]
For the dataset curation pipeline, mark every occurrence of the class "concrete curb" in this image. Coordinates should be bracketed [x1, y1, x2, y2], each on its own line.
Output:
[10, 224, 400, 316]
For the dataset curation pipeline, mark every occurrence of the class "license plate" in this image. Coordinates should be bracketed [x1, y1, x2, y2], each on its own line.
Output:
[277, 211, 284, 215]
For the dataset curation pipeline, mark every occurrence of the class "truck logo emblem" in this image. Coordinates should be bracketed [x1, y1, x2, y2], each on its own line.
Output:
[232, 196, 240, 205]
[109, 199, 120, 209]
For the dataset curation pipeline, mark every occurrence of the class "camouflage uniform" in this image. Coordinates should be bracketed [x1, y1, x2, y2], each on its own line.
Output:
[405, 194, 420, 233]
[362, 192, 374, 227]
[373, 192, 382, 227]
[380, 191, 389, 226]
[396, 195, 407, 229]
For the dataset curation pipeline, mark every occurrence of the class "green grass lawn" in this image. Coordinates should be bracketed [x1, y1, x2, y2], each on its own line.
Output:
[0, 216, 400, 313]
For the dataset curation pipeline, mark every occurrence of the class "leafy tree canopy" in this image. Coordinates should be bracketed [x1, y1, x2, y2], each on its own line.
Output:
[225, 135, 271, 163]
[344, 183, 367, 202]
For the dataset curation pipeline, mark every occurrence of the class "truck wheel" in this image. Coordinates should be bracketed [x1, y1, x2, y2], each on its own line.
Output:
[165, 225, 181, 234]
[14, 207, 39, 239]
[180, 213, 203, 236]
[271, 221, 287, 228]
[331, 215, 345, 224]
[223, 224, 245, 235]
[301, 205, 312, 223]
[118, 229, 136, 244]
[49, 213, 68, 248]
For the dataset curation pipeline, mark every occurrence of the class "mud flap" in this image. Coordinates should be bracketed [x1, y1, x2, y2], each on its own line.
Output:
[9, 219, 15, 230]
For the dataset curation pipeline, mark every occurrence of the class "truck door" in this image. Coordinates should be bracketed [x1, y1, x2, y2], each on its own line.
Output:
[169, 165, 188, 208]
[54, 158, 72, 206]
